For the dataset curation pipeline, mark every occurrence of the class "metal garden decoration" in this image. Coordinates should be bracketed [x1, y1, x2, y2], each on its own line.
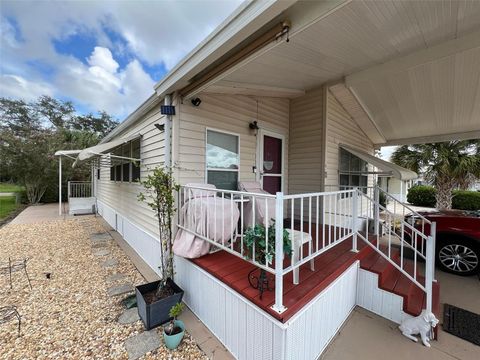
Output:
[244, 221, 292, 298]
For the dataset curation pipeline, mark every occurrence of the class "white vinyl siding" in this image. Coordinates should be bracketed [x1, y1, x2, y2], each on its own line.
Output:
[288, 87, 324, 195]
[177, 93, 289, 190]
[96, 103, 166, 236]
[325, 89, 375, 189]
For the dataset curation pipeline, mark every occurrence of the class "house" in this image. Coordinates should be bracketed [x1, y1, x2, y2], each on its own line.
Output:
[56, 1, 480, 359]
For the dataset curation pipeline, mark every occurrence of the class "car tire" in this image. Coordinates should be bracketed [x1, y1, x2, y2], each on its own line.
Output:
[436, 235, 479, 276]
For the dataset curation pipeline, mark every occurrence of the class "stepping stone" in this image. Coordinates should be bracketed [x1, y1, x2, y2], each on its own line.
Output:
[125, 330, 161, 360]
[92, 241, 107, 249]
[118, 308, 140, 324]
[90, 233, 111, 241]
[107, 283, 133, 297]
[93, 249, 110, 256]
[106, 273, 127, 282]
[102, 258, 118, 268]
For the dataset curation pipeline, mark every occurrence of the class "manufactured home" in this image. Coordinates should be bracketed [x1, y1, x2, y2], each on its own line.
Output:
[56, 1, 480, 359]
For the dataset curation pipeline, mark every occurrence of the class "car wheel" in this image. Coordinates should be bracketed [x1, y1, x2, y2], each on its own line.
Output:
[436, 238, 479, 276]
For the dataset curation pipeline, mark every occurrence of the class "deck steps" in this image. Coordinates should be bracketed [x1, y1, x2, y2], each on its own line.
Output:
[360, 250, 440, 319]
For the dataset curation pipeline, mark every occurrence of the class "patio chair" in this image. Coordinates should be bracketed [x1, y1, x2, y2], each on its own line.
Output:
[0, 305, 21, 336]
[238, 181, 314, 284]
[0, 258, 32, 290]
[173, 183, 240, 259]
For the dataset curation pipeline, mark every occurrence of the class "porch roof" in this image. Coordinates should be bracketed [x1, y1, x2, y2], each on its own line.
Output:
[340, 145, 417, 181]
[167, 0, 480, 146]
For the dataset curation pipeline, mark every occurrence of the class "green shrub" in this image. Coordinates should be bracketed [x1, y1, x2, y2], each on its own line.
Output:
[407, 185, 436, 207]
[452, 190, 480, 211]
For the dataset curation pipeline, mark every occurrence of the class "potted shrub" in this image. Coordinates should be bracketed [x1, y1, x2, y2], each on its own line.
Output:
[163, 303, 185, 350]
[243, 220, 292, 298]
[135, 166, 183, 330]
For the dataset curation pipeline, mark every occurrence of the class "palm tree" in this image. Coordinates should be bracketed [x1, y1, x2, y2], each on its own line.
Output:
[391, 141, 480, 209]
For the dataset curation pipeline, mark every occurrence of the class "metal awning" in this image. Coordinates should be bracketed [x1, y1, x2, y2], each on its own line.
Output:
[72, 134, 141, 168]
[340, 145, 418, 181]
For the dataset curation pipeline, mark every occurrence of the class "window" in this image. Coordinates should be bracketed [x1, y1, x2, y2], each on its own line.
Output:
[109, 138, 141, 183]
[206, 129, 239, 190]
[339, 148, 368, 192]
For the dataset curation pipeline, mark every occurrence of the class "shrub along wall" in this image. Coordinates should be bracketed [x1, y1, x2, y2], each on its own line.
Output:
[407, 185, 480, 210]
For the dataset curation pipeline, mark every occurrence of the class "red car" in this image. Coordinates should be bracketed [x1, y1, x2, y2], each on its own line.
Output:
[405, 210, 480, 276]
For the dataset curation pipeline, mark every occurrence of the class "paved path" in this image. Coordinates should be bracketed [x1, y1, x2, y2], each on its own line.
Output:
[10, 203, 74, 224]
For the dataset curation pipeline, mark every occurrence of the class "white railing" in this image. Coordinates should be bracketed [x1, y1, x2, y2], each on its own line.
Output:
[177, 185, 357, 313]
[68, 181, 92, 198]
[176, 185, 436, 315]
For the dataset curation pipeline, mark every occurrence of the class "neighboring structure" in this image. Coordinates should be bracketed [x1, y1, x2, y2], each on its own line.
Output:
[58, 1, 480, 359]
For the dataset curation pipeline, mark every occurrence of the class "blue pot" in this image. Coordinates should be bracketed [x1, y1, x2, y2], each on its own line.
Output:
[163, 320, 185, 350]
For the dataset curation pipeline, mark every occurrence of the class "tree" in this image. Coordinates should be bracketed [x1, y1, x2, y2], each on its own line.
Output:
[391, 141, 480, 209]
[0, 96, 118, 204]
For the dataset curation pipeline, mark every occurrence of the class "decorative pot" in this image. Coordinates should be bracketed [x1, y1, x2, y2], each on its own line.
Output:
[163, 319, 185, 350]
[135, 278, 184, 330]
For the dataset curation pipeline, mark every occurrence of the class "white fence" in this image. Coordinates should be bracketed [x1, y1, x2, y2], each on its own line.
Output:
[68, 181, 92, 198]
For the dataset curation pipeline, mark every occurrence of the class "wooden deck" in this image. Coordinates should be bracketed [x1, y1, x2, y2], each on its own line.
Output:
[190, 234, 372, 322]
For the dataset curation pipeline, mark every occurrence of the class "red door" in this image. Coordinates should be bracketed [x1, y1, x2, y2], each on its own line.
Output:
[262, 134, 283, 194]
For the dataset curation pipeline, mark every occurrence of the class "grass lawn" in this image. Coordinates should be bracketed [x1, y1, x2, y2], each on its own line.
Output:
[0, 196, 18, 219]
[0, 182, 24, 193]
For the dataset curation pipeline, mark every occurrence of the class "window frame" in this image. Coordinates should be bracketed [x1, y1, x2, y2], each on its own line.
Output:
[205, 127, 240, 190]
[338, 148, 369, 194]
[109, 138, 142, 184]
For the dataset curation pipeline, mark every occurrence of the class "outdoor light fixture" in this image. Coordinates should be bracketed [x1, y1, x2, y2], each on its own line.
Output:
[154, 123, 165, 132]
[249, 121, 259, 131]
[191, 98, 202, 107]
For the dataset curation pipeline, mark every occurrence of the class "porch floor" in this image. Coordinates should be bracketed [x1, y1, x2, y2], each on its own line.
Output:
[190, 234, 372, 323]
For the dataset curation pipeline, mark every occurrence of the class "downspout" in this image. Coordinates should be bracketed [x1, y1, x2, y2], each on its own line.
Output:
[164, 94, 172, 168]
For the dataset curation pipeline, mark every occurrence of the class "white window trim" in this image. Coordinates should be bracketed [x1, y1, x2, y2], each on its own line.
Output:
[205, 127, 240, 187]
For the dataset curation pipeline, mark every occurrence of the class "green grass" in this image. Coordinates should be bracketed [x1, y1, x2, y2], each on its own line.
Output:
[0, 183, 24, 193]
[0, 196, 18, 219]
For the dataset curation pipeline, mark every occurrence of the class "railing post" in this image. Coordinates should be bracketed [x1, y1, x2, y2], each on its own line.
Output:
[351, 188, 358, 252]
[374, 186, 380, 238]
[271, 192, 286, 314]
[425, 221, 436, 314]
[67, 181, 71, 199]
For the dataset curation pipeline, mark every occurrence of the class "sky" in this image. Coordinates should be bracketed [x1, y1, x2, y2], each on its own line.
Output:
[0, 0, 243, 119]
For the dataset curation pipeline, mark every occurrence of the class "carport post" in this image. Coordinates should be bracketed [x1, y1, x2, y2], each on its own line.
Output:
[58, 156, 62, 215]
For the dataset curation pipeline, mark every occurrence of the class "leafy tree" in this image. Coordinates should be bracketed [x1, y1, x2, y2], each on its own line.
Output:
[391, 141, 480, 209]
[0, 96, 118, 204]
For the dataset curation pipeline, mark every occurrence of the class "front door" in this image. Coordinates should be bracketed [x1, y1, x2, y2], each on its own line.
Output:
[260, 132, 284, 194]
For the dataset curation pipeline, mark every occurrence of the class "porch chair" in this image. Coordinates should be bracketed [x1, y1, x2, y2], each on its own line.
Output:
[238, 181, 314, 284]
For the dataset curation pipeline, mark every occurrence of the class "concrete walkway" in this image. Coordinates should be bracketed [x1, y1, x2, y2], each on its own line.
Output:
[10, 203, 72, 224]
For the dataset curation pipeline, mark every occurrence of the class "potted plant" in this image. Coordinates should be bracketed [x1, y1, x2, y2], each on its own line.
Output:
[163, 303, 185, 350]
[135, 166, 183, 330]
[243, 220, 292, 298]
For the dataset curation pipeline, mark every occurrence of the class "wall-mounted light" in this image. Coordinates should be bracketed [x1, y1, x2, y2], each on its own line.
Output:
[154, 123, 165, 132]
[249, 121, 259, 135]
[191, 97, 202, 107]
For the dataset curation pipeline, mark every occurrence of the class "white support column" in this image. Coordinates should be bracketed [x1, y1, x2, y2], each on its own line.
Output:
[164, 94, 172, 168]
[271, 192, 286, 314]
[58, 156, 62, 215]
[425, 222, 436, 314]
[374, 186, 380, 237]
[351, 188, 358, 252]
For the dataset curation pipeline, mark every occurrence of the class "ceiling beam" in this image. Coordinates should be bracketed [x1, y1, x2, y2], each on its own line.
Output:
[202, 80, 305, 98]
[346, 29, 480, 88]
[380, 130, 480, 147]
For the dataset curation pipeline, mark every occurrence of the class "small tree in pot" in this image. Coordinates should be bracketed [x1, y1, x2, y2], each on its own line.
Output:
[136, 166, 183, 330]
[163, 302, 185, 350]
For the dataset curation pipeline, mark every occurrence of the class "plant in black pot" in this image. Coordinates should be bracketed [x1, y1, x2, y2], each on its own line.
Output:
[136, 166, 183, 330]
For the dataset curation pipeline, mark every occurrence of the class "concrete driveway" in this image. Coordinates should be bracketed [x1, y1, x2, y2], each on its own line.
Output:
[322, 270, 480, 360]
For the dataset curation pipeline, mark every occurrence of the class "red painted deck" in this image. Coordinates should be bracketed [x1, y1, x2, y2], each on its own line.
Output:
[191, 235, 372, 322]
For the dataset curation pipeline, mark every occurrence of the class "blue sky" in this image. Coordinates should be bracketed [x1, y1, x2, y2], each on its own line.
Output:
[0, 0, 242, 119]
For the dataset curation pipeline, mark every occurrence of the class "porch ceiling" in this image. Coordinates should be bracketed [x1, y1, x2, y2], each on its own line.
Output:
[204, 0, 480, 145]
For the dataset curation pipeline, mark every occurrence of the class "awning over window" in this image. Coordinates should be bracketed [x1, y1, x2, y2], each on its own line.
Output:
[72, 134, 141, 167]
[340, 145, 418, 181]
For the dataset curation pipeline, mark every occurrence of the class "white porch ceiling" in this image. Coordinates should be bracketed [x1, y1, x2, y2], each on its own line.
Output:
[207, 0, 480, 145]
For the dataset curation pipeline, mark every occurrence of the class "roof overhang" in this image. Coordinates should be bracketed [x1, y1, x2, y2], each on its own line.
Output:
[341, 144, 418, 181]
[72, 134, 141, 168]
[54, 150, 82, 157]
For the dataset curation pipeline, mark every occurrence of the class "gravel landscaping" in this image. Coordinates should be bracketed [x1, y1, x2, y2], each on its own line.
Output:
[0, 217, 207, 359]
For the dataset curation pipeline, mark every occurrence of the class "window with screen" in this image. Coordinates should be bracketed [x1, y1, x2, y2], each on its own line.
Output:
[109, 139, 141, 183]
[122, 144, 130, 182]
[131, 138, 141, 182]
[206, 129, 239, 190]
[339, 148, 368, 193]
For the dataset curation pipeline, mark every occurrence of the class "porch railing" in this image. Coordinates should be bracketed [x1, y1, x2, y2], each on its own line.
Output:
[176, 185, 436, 315]
[68, 181, 92, 198]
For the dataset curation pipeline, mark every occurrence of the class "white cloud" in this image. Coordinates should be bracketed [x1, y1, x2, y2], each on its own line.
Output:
[0, 0, 242, 118]
[0, 74, 53, 101]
